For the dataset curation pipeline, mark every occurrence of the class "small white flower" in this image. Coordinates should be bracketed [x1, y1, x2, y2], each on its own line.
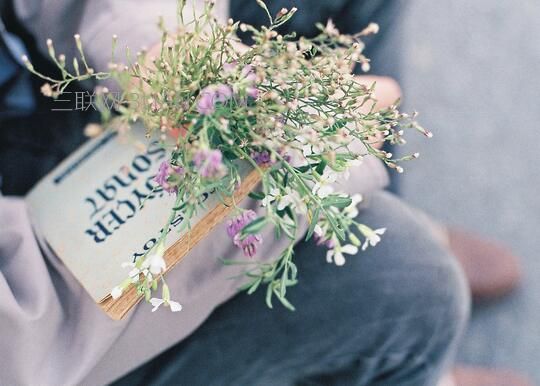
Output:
[359, 226, 386, 251]
[142, 243, 166, 275]
[340, 157, 363, 180]
[261, 187, 280, 208]
[150, 298, 164, 312]
[121, 261, 144, 283]
[169, 301, 183, 312]
[361, 62, 371, 72]
[326, 244, 358, 266]
[40, 83, 53, 97]
[111, 286, 123, 300]
[295, 130, 324, 157]
[344, 194, 363, 219]
[128, 268, 141, 283]
[262, 187, 305, 213]
[324, 19, 340, 36]
[150, 298, 183, 312]
[312, 170, 337, 198]
[314, 224, 325, 238]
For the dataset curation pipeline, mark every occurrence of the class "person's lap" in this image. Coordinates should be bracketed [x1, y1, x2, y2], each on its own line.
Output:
[113, 191, 470, 386]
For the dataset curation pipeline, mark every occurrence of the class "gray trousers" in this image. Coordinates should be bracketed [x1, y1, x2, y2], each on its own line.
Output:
[113, 191, 470, 386]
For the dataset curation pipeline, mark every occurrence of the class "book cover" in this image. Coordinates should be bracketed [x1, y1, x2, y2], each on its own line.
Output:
[25, 124, 258, 319]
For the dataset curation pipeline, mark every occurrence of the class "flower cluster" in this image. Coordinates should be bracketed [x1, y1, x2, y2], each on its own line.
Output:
[227, 210, 263, 257]
[154, 161, 185, 194]
[27, 1, 427, 312]
[197, 84, 233, 115]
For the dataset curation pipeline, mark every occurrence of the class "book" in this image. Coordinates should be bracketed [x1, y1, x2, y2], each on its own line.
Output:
[26, 123, 259, 320]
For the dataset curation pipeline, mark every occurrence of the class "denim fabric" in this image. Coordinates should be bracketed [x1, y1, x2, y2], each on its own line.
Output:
[0, 17, 36, 116]
[113, 191, 470, 386]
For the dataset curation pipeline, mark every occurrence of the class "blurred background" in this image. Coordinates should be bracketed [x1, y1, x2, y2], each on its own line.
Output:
[397, 0, 540, 382]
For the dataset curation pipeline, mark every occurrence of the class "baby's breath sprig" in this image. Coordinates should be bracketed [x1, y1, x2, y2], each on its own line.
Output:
[26, 1, 428, 312]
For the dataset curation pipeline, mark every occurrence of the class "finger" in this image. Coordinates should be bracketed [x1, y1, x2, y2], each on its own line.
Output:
[354, 75, 401, 111]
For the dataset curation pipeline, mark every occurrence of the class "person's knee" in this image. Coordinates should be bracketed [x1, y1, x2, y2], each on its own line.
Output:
[357, 192, 471, 358]
[426, 254, 470, 352]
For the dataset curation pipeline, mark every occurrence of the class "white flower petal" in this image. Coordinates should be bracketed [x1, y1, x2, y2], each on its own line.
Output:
[334, 250, 346, 266]
[149, 253, 166, 275]
[341, 244, 359, 255]
[270, 187, 280, 196]
[351, 194, 363, 205]
[317, 185, 334, 198]
[326, 249, 334, 263]
[345, 207, 359, 219]
[362, 239, 369, 251]
[375, 228, 386, 235]
[150, 298, 164, 312]
[322, 170, 337, 183]
[111, 286, 123, 300]
[277, 195, 294, 211]
[169, 301, 183, 312]
[368, 234, 382, 247]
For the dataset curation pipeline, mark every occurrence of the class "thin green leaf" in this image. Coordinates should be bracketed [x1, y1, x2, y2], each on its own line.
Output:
[240, 217, 269, 236]
[248, 191, 265, 200]
[322, 195, 352, 209]
[305, 206, 321, 241]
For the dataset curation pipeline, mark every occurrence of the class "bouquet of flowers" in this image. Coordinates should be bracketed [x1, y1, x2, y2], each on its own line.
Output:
[23, 0, 429, 312]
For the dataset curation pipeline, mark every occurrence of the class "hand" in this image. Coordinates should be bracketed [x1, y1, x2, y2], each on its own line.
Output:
[354, 75, 402, 149]
[355, 75, 401, 111]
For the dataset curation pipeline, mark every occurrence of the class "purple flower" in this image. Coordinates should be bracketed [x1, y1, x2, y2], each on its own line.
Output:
[154, 161, 184, 193]
[251, 150, 273, 167]
[235, 234, 263, 257]
[226, 210, 263, 257]
[196, 84, 233, 115]
[226, 210, 257, 237]
[193, 148, 226, 178]
[241, 65, 257, 83]
[221, 62, 259, 100]
[252, 149, 291, 167]
[282, 153, 292, 163]
[222, 61, 238, 74]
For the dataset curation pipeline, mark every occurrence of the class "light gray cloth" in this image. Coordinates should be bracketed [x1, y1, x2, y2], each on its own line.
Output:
[0, 162, 387, 386]
[1, 1, 390, 385]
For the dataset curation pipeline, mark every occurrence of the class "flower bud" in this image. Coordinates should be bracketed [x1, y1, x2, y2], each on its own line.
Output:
[74, 34, 82, 51]
[46, 38, 55, 58]
[111, 286, 123, 300]
[21, 55, 33, 70]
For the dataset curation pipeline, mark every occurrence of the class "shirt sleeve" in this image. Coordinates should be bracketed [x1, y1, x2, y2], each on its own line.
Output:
[12, 0, 229, 79]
